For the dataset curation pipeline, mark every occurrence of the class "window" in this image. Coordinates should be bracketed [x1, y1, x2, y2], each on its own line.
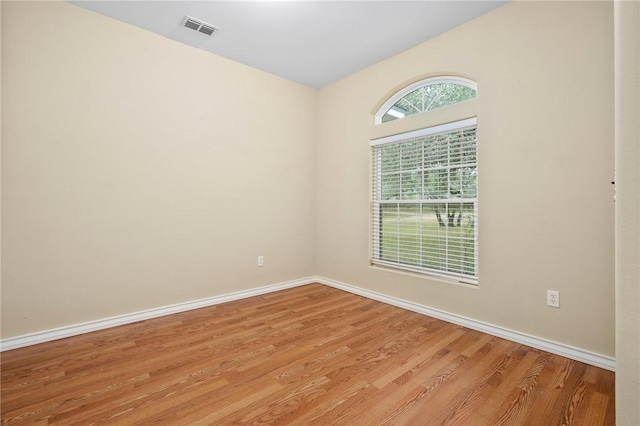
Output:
[375, 76, 476, 124]
[371, 76, 478, 283]
[371, 118, 478, 284]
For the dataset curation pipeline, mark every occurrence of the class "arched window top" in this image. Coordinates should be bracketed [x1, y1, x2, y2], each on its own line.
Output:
[375, 76, 477, 124]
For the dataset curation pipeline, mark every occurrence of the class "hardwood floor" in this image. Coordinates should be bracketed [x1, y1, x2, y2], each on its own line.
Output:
[1, 284, 615, 425]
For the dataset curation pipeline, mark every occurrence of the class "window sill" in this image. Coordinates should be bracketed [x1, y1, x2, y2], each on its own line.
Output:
[369, 261, 479, 287]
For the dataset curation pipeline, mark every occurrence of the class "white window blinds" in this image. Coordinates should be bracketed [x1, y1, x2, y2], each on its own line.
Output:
[371, 118, 478, 284]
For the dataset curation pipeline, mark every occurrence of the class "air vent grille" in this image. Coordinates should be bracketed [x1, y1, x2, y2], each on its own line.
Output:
[199, 25, 215, 36]
[181, 16, 218, 36]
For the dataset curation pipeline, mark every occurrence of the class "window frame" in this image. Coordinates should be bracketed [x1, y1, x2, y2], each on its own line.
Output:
[374, 76, 477, 125]
[370, 117, 479, 285]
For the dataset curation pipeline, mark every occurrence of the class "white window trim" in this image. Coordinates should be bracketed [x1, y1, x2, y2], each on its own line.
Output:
[370, 117, 477, 147]
[374, 76, 477, 125]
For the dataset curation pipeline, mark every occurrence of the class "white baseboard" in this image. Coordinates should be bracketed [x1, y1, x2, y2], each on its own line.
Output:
[315, 276, 616, 372]
[0, 277, 315, 352]
[0, 276, 616, 372]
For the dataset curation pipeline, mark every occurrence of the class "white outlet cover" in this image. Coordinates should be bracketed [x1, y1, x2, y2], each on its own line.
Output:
[547, 290, 560, 308]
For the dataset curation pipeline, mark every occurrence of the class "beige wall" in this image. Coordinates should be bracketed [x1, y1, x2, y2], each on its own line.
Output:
[615, 0, 640, 423]
[1, 1, 317, 338]
[316, 1, 615, 356]
[0, 0, 620, 366]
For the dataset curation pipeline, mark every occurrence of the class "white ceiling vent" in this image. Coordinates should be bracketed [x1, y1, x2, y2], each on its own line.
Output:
[181, 16, 218, 36]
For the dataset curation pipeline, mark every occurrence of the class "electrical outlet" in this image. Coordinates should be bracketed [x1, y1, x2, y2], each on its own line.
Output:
[257, 256, 264, 267]
[547, 290, 560, 308]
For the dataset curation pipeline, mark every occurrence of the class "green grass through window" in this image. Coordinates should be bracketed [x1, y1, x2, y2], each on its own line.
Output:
[378, 204, 476, 276]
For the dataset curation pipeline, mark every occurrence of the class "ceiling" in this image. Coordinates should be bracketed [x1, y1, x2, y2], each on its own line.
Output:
[69, 1, 508, 89]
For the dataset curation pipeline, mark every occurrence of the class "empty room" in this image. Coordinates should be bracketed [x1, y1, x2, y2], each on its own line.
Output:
[1, 0, 638, 424]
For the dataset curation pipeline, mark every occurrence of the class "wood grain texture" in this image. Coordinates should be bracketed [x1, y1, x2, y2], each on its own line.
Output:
[0, 284, 615, 425]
